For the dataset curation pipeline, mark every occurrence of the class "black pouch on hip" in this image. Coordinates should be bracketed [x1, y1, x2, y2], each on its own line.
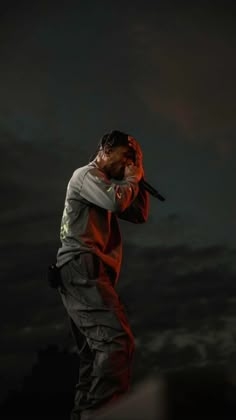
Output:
[47, 264, 62, 289]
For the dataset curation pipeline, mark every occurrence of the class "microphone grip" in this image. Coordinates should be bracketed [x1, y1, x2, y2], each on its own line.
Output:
[140, 178, 166, 201]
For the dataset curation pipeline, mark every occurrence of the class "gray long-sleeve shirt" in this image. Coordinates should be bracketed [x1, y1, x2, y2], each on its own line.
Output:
[56, 159, 150, 286]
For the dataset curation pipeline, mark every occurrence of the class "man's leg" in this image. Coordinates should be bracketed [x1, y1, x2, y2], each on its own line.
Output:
[68, 317, 95, 419]
[59, 258, 135, 420]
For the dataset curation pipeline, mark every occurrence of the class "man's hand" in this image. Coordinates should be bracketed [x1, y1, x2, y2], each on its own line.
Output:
[128, 136, 143, 168]
[124, 136, 144, 182]
[124, 163, 143, 182]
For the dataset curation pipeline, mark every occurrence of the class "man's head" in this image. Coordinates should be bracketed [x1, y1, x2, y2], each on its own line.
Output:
[94, 130, 136, 180]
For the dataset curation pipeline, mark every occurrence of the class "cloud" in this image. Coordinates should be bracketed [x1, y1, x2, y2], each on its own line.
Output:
[1, 2, 234, 160]
[0, 126, 88, 232]
[118, 241, 236, 335]
[126, 6, 236, 157]
[138, 321, 236, 371]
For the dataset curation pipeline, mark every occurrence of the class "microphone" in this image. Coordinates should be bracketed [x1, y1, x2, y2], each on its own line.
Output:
[140, 178, 166, 201]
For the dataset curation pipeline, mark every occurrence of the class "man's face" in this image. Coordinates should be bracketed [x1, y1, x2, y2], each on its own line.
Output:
[104, 145, 135, 180]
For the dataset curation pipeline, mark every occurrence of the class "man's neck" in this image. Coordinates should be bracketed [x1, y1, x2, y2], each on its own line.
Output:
[95, 154, 105, 170]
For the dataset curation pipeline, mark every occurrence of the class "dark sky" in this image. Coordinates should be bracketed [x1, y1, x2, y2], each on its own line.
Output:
[1, 0, 236, 403]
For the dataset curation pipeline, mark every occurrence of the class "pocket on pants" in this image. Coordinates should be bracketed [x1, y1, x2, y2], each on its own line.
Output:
[70, 253, 101, 284]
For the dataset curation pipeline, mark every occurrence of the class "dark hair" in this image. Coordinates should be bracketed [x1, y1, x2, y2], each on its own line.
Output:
[89, 130, 130, 162]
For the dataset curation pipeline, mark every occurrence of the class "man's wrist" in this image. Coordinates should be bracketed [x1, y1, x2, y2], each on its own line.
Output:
[124, 175, 140, 183]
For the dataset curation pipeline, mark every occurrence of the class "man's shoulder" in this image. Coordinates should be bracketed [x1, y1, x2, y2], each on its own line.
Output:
[72, 161, 108, 183]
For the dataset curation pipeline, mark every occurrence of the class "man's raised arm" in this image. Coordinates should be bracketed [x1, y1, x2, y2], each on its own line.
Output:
[117, 180, 150, 223]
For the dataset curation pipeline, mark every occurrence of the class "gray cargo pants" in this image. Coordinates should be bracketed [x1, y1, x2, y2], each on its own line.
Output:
[58, 253, 135, 420]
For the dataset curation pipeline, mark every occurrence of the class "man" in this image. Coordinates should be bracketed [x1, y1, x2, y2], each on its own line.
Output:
[56, 130, 150, 420]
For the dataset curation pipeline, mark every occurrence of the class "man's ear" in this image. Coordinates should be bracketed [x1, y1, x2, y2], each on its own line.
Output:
[103, 145, 112, 156]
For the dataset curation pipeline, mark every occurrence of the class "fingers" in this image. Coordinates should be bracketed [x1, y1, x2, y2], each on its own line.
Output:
[127, 136, 144, 181]
[128, 135, 143, 165]
[128, 136, 142, 153]
[124, 163, 143, 182]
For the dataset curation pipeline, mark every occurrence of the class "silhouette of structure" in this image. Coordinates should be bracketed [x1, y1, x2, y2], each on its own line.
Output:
[0, 345, 77, 419]
[0, 344, 236, 419]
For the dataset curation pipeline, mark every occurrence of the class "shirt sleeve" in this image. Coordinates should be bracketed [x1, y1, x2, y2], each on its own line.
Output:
[78, 167, 140, 213]
[117, 180, 150, 223]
